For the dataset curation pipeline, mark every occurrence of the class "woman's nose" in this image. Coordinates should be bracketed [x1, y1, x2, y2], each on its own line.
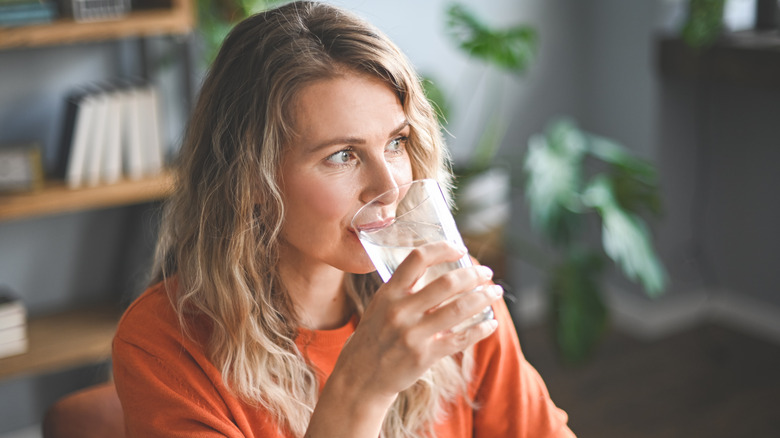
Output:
[359, 161, 400, 205]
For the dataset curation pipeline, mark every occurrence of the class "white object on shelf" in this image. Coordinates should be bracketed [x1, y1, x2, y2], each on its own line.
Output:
[63, 83, 167, 187]
[0, 288, 27, 359]
[102, 90, 123, 185]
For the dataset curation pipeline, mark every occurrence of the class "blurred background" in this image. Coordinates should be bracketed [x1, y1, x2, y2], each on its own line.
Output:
[1, 0, 779, 436]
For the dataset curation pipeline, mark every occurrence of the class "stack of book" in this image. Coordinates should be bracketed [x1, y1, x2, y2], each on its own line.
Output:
[0, 0, 57, 27]
[56, 83, 166, 188]
[0, 287, 27, 360]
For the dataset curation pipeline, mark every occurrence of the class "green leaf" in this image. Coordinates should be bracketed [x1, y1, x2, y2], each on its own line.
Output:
[549, 251, 608, 364]
[582, 177, 667, 296]
[547, 118, 587, 157]
[523, 119, 588, 245]
[610, 165, 663, 217]
[587, 137, 653, 176]
[681, 0, 726, 49]
[523, 134, 580, 244]
[445, 3, 537, 74]
[587, 137, 662, 216]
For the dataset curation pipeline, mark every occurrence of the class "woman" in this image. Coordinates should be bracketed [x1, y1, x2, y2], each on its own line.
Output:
[112, 1, 574, 437]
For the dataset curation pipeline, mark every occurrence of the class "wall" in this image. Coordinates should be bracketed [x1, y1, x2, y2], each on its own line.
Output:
[327, 0, 546, 162]
[667, 78, 780, 306]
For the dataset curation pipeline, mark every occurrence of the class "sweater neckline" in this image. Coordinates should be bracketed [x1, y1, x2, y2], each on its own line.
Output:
[296, 314, 358, 349]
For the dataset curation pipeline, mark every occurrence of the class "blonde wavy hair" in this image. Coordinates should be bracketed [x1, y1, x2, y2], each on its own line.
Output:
[152, 2, 472, 436]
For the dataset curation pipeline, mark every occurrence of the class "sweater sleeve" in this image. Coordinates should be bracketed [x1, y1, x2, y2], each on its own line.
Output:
[471, 299, 576, 437]
[112, 287, 257, 438]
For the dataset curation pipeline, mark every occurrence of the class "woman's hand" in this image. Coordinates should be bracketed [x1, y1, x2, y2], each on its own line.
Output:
[306, 241, 502, 437]
[343, 241, 501, 396]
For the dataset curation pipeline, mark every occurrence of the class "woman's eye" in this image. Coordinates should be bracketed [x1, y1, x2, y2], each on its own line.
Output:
[387, 136, 408, 153]
[326, 149, 354, 165]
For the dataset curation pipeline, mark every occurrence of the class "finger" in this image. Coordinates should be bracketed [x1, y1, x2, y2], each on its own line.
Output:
[386, 241, 467, 293]
[421, 284, 503, 335]
[407, 264, 494, 313]
[431, 316, 499, 357]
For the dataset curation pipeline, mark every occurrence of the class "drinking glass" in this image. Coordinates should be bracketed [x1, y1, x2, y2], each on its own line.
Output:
[351, 179, 494, 333]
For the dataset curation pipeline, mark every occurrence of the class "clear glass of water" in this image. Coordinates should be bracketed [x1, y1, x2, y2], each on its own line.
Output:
[351, 179, 494, 333]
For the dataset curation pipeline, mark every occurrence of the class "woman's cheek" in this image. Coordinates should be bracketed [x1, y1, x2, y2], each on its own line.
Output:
[392, 155, 413, 185]
[307, 187, 349, 220]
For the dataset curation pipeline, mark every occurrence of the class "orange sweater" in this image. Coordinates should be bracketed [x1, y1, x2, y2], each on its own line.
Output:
[113, 281, 574, 437]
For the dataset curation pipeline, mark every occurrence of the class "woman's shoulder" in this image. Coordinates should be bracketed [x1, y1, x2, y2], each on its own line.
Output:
[118, 280, 176, 329]
[114, 278, 193, 356]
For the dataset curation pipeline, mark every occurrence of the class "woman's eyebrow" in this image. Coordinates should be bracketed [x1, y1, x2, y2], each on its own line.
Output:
[308, 136, 365, 154]
[307, 120, 409, 154]
[388, 120, 410, 137]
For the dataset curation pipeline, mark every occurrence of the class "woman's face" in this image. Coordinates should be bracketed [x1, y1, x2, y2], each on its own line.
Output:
[278, 72, 414, 274]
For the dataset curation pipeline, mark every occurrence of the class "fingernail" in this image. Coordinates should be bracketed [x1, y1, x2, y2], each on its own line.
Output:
[490, 284, 504, 298]
[453, 243, 468, 255]
[476, 266, 493, 279]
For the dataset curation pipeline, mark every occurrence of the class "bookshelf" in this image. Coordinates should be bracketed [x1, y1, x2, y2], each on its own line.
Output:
[0, 172, 174, 379]
[0, 0, 195, 49]
[0, 306, 120, 380]
[0, 171, 174, 221]
[0, 0, 193, 383]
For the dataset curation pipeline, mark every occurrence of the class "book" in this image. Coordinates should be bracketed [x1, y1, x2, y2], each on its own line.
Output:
[55, 89, 90, 179]
[61, 82, 167, 187]
[122, 88, 144, 180]
[102, 89, 123, 184]
[0, 1, 56, 13]
[0, 324, 26, 344]
[137, 86, 164, 176]
[85, 92, 109, 187]
[0, 0, 56, 27]
[0, 288, 29, 359]
[0, 300, 25, 331]
[0, 337, 27, 359]
[0, 287, 26, 329]
[66, 93, 98, 188]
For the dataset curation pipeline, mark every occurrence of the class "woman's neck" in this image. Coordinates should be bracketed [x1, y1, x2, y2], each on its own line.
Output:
[278, 256, 352, 330]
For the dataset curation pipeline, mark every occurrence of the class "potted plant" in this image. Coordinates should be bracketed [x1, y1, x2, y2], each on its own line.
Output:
[434, 3, 667, 363]
[521, 118, 666, 363]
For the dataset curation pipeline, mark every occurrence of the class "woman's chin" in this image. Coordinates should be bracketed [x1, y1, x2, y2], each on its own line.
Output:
[342, 255, 378, 275]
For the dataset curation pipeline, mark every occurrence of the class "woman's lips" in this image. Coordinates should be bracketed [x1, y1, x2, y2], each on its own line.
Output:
[353, 217, 394, 233]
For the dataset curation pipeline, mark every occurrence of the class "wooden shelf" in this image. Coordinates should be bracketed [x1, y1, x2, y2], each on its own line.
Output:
[0, 306, 120, 380]
[0, 171, 174, 222]
[0, 0, 195, 50]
